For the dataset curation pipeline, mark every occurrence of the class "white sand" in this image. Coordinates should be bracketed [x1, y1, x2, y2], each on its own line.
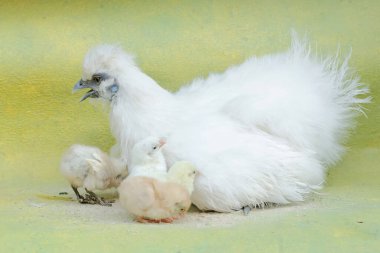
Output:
[28, 187, 322, 228]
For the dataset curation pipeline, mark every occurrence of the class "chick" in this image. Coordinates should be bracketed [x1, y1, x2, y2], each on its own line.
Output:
[118, 176, 191, 223]
[118, 137, 197, 223]
[167, 161, 197, 195]
[128, 136, 167, 180]
[60, 144, 128, 206]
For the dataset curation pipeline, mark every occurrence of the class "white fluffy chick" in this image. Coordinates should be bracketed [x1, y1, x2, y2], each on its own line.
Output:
[74, 33, 370, 212]
[118, 176, 192, 223]
[128, 136, 167, 180]
[60, 144, 128, 205]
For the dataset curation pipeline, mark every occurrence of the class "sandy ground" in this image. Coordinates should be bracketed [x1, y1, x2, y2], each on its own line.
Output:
[2, 170, 379, 252]
[25, 187, 323, 228]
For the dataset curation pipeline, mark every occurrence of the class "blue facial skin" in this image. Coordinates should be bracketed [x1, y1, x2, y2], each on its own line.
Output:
[109, 83, 119, 100]
[110, 84, 119, 94]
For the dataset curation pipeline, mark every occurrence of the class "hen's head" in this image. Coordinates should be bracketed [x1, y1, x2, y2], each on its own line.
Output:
[73, 45, 135, 102]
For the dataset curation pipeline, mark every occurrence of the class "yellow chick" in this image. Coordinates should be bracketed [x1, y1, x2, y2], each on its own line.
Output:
[167, 161, 197, 195]
[118, 176, 191, 223]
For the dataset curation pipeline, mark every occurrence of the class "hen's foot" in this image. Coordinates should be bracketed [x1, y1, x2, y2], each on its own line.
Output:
[242, 205, 252, 216]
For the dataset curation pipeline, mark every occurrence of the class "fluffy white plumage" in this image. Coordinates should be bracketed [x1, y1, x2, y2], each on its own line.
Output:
[60, 144, 128, 203]
[75, 33, 370, 212]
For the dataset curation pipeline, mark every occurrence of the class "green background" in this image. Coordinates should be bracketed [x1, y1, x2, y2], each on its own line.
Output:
[0, 1, 379, 252]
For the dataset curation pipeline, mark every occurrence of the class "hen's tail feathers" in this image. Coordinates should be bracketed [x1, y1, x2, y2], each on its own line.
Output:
[291, 31, 371, 113]
[291, 31, 371, 164]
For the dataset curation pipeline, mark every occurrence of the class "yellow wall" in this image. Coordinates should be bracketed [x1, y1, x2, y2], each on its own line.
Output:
[0, 0, 379, 182]
[1, 0, 379, 183]
[0, 1, 379, 252]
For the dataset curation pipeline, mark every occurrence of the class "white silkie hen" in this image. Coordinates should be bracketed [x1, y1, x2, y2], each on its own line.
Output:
[73, 33, 370, 212]
[60, 144, 128, 205]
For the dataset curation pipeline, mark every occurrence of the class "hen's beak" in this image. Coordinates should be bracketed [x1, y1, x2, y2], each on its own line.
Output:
[73, 80, 100, 102]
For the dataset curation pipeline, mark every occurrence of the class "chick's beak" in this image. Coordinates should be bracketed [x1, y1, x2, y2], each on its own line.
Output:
[73, 79, 100, 102]
[158, 138, 166, 148]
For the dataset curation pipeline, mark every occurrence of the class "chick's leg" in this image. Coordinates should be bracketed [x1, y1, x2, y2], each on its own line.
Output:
[136, 217, 175, 223]
[135, 217, 168, 224]
[84, 188, 112, 206]
[158, 217, 175, 223]
[135, 217, 151, 223]
[71, 185, 85, 203]
[71, 186, 97, 205]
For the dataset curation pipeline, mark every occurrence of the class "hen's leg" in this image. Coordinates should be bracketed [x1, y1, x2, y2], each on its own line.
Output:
[242, 205, 252, 215]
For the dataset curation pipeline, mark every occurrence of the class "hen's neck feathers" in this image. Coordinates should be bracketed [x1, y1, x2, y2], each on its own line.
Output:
[110, 65, 178, 158]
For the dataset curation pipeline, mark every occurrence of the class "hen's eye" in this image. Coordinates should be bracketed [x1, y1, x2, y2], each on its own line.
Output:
[93, 75, 101, 82]
[153, 146, 157, 150]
